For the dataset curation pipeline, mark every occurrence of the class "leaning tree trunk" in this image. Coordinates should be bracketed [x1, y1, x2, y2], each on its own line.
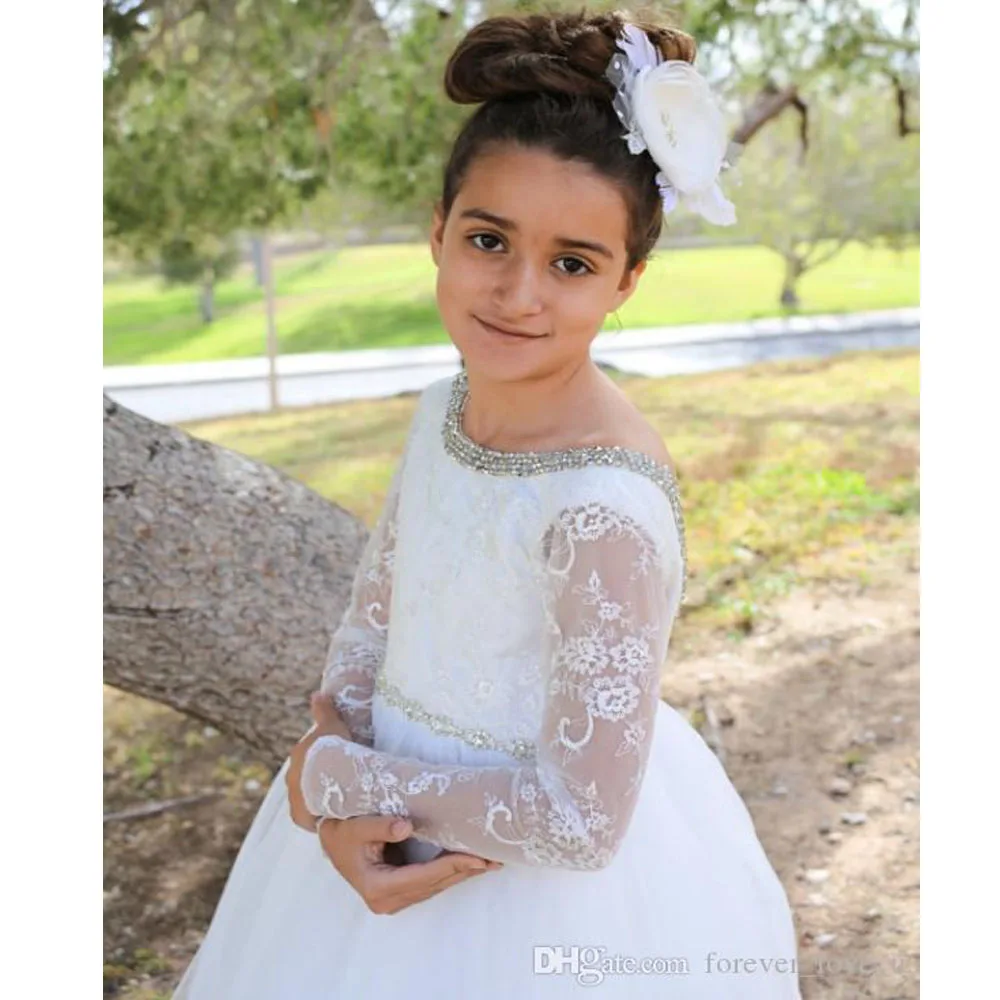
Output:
[103, 394, 370, 769]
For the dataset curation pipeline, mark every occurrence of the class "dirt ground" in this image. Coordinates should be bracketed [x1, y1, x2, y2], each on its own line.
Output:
[103, 536, 918, 999]
[666, 542, 919, 998]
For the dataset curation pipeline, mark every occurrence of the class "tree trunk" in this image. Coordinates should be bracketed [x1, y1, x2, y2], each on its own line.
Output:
[103, 394, 371, 768]
[199, 272, 215, 323]
[780, 256, 804, 309]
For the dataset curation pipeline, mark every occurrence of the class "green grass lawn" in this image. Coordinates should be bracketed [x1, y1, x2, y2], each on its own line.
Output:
[182, 347, 919, 635]
[104, 240, 919, 366]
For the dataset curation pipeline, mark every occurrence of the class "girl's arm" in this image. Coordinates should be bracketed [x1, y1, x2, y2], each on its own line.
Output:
[300, 500, 680, 871]
[314, 452, 405, 747]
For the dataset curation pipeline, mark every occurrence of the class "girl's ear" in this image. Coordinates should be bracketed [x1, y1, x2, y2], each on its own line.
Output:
[430, 201, 446, 267]
[609, 258, 647, 313]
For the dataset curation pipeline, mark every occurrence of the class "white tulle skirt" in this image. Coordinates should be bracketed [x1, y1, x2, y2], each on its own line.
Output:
[172, 697, 802, 998]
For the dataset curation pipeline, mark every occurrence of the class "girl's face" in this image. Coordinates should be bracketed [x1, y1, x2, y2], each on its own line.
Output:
[430, 145, 646, 381]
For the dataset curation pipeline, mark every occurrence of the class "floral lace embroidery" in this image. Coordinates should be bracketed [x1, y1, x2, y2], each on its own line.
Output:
[317, 433, 406, 747]
[301, 501, 677, 871]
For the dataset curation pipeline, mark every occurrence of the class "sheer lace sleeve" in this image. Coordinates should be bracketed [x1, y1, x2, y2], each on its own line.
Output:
[300, 500, 679, 870]
[314, 442, 406, 747]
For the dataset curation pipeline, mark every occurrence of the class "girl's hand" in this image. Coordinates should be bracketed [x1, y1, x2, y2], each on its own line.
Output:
[317, 814, 503, 915]
[285, 692, 353, 832]
[307, 690, 353, 741]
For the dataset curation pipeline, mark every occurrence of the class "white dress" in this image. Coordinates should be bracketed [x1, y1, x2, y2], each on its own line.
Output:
[172, 371, 802, 999]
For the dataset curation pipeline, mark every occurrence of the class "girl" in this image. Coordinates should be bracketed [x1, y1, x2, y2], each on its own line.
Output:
[173, 10, 802, 998]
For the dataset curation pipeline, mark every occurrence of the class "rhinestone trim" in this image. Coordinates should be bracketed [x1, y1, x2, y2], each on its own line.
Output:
[376, 671, 537, 761]
[442, 370, 688, 603]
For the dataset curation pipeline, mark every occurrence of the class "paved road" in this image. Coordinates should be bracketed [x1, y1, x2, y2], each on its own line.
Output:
[103, 308, 919, 425]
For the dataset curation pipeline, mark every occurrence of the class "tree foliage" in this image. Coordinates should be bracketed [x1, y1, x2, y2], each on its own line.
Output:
[103, 0, 920, 274]
[103, 0, 391, 290]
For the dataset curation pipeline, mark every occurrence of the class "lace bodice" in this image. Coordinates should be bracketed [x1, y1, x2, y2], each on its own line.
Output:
[302, 373, 686, 870]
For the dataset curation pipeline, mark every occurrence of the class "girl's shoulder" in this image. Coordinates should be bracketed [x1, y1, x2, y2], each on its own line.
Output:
[584, 373, 677, 476]
[582, 413, 677, 481]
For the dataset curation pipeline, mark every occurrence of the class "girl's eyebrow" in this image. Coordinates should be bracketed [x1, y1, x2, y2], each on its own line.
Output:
[458, 207, 614, 260]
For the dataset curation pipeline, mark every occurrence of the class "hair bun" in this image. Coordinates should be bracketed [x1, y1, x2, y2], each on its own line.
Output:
[444, 11, 696, 106]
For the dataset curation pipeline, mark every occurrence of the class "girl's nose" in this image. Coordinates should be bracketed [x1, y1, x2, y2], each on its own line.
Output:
[493, 257, 544, 315]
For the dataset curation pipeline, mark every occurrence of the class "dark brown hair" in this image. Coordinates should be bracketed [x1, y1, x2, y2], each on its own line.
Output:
[440, 9, 696, 271]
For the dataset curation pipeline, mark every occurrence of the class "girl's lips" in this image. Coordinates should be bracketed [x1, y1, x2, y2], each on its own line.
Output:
[474, 315, 545, 340]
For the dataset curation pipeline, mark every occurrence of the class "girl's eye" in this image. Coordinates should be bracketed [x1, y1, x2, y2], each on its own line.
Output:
[554, 256, 593, 277]
[468, 234, 592, 277]
[469, 232, 505, 253]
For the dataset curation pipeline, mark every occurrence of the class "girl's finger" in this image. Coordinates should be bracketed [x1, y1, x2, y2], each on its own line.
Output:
[310, 691, 340, 727]
[425, 869, 482, 900]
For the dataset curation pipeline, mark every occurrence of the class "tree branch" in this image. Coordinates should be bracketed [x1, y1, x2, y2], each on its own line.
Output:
[889, 72, 920, 137]
[104, 792, 220, 824]
[733, 83, 809, 159]
[804, 234, 856, 271]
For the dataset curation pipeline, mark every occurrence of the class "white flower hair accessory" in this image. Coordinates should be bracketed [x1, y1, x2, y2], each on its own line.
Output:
[605, 23, 739, 226]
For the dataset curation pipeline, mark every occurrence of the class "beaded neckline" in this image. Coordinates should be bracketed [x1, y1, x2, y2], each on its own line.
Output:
[441, 370, 688, 604]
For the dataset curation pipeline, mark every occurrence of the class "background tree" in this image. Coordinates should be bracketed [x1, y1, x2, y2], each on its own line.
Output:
[103, 0, 393, 317]
[159, 236, 242, 323]
[730, 88, 919, 308]
[679, 0, 920, 152]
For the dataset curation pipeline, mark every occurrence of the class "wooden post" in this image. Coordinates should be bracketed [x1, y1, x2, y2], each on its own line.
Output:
[261, 234, 280, 412]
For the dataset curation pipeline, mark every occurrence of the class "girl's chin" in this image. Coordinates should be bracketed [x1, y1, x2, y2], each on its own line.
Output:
[450, 318, 548, 363]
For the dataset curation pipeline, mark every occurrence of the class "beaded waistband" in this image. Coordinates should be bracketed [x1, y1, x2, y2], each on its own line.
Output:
[374, 672, 537, 761]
